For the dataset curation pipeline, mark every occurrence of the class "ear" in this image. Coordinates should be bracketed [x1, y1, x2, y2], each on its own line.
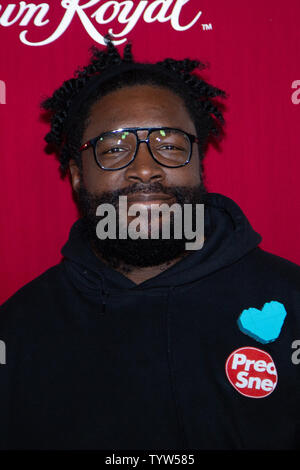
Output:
[69, 159, 81, 193]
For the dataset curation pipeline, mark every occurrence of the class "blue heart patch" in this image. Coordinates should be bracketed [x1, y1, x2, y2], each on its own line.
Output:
[237, 301, 287, 343]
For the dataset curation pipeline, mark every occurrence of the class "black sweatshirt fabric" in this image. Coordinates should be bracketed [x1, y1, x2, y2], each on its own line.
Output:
[0, 192, 300, 450]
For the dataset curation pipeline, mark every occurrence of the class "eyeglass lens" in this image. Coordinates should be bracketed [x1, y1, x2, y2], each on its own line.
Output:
[95, 129, 191, 169]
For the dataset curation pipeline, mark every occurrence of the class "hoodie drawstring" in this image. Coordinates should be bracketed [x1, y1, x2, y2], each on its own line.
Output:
[100, 290, 108, 315]
[100, 275, 109, 315]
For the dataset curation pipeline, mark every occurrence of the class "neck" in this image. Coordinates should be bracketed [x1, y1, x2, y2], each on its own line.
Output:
[91, 241, 189, 285]
[115, 253, 190, 285]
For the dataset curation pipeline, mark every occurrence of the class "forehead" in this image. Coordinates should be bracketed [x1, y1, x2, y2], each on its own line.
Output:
[83, 84, 196, 139]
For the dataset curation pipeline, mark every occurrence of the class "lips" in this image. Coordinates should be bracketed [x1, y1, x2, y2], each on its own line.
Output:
[126, 193, 176, 204]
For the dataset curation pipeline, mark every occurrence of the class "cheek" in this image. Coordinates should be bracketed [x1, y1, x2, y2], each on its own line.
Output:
[81, 153, 120, 193]
[190, 148, 201, 182]
[168, 149, 201, 186]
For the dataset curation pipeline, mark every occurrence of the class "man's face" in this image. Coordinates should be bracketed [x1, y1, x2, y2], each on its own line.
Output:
[69, 84, 206, 270]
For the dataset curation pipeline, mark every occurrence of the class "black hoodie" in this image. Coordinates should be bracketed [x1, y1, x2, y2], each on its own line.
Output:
[0, 193, 300, 450]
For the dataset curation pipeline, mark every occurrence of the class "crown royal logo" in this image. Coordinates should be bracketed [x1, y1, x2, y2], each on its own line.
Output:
[0, 0, 205, 46]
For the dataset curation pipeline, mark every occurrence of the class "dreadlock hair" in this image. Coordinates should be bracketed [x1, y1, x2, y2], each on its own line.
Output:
[41, 37, 227, 180]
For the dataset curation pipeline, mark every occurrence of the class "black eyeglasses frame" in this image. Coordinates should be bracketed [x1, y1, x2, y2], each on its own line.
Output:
[79, 127, 199, 171]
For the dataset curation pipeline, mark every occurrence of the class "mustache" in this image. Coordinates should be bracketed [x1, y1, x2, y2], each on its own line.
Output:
[80, 181, 205, 207]
[98, 182, 177, 202]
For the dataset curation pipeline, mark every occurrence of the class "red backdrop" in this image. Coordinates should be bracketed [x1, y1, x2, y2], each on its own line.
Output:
[1, 0, 300, 304]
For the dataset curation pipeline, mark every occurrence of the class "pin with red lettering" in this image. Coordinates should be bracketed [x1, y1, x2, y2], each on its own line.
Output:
[225, 346, 278, 398]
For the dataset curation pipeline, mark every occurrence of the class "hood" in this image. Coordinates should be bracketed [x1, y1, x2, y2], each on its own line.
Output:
[61, 193, 262, 296]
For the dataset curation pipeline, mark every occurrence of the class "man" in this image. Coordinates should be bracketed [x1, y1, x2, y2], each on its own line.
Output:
[0, 39, 300, 450]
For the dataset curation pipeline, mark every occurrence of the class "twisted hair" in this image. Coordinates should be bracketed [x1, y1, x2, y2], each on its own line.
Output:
[41, 37, 227, 179]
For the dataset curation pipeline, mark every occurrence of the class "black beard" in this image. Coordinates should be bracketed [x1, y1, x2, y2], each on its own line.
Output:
[76, 180, 207, 272]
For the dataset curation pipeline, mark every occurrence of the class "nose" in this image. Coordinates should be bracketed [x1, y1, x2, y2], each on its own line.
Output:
[124, 141, 165, 183]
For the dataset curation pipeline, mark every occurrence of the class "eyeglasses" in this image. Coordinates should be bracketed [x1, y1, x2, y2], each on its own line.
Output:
[79, 127, 199, 171]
